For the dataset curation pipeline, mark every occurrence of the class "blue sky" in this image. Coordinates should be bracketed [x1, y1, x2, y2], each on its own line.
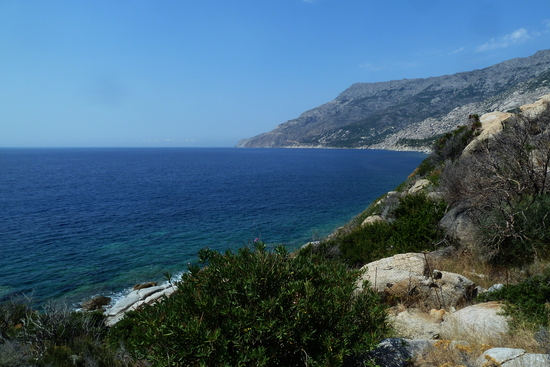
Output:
[1, 1, 549, 147]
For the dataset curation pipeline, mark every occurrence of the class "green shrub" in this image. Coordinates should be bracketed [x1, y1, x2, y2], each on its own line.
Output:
[478, 272, 550, 329]
[412, 115, 481, 181]
[109, 243, 390, 366]
[390, 194, 447, 252]
[432, 115, 480, 164]
[338, 222, 395, 267]
[415, 157, 436, 178]
[336, 194, 447, 267]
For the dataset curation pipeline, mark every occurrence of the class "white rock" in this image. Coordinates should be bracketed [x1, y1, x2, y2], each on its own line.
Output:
[427, 191, 443, 201]
[477, 348, 525, 366]
[357, 253, 427, 293]
[462, 111, 512, 155]
[520, 93, 550, 118]
[390, 308, 442, 340]
[408, 179, 431, 195]
[105, 283, 177, 326]
[361, 215, 386, 227]
[358, 253, 476, 309]
[440, 301, 509, 341]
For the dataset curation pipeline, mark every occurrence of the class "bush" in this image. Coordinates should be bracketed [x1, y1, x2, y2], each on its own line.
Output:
[478, 272, 550, 329]
[0, 298, 133, 367]
[336, 194, 447, 267]
[476, 194, 550, 268]
[440, 102, 550, 268]
[432, 115, 481, 164]
[109, 243, 390, 366]
[412, 115, 481, 181]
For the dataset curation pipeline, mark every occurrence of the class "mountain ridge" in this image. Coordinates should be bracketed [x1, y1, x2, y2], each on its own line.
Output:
[237, 49, 550, 151]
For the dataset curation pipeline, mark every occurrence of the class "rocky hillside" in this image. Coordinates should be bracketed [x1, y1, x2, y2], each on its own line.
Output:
[301, 95, 550, 366]
[237, 49, 550, 151]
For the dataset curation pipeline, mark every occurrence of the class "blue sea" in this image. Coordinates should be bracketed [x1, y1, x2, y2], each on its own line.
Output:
[0, 148, 425, 308]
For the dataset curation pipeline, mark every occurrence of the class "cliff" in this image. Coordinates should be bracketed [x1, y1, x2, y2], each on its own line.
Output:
[237, 49, 550, 151]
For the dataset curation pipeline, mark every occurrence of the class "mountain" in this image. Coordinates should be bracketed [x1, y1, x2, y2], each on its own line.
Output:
[236, 50, 550, 151]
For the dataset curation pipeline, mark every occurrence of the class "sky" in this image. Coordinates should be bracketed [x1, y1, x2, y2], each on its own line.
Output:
[1, 1, 550, 148]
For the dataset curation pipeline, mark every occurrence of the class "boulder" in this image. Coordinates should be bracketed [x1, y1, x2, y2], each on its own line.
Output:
[462, 111, 512, 155]
[477, 347, 550, 367]
[486, 283, 504, 293]
[440, 301, 509, 342]
[432, 270, 478, 308]
[80, 296, 111, 311]
[427, 191, 443, 202]
[365, 338, 436, 367]
[357, 253, 427, 293]
[439, 205, 478, 246]
[389, 308, 444, 340]
[357, 253, 476, 309]
[361, 215, 386, 227]
[379, 191, 403, 217]
[408, 179, 431, 195]
[133, 281, 158, 290]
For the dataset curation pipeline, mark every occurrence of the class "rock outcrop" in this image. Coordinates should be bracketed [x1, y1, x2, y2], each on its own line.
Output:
[357, 252, 477, 309]
[462, 111, 511, 155]
[80, 296, 111, 311]
[477, 347, 550, 367]
[389, 308, 444, 340]
[440, 301, 509, 341]
[105, 283, 177, 326]
[439, 205, 478, 247]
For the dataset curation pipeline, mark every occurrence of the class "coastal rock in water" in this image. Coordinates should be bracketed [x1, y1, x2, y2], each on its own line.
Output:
[105, 283, 177, 326]
[440, 301, 509, 341]
[133, 281, 158, 290]
[81, 296, 111, 311]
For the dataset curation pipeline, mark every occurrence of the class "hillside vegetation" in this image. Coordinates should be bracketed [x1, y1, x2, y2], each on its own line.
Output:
[3, 98, 550, 366]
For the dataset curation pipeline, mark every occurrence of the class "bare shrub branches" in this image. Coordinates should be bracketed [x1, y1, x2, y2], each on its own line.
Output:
[440, 102, 550, 267]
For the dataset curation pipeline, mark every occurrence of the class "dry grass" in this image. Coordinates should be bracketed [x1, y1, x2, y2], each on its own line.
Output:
[427, 248, 550, 290]
[414, 340, 493, 367]
[415, 327, 545, 367]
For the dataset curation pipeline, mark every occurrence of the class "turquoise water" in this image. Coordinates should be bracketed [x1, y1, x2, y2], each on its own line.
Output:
[0, 148, 425, 307]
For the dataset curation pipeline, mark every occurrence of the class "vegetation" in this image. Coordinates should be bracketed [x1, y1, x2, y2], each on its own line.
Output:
[109, 243, 389, 366]
[0, 298, 135, 367]
[441, 102, 550, 268]
[478, 272, 550, 329]
[300, 194, 446, 267]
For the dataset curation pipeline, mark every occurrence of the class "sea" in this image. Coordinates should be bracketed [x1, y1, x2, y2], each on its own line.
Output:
[0, 148, 425, 308]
